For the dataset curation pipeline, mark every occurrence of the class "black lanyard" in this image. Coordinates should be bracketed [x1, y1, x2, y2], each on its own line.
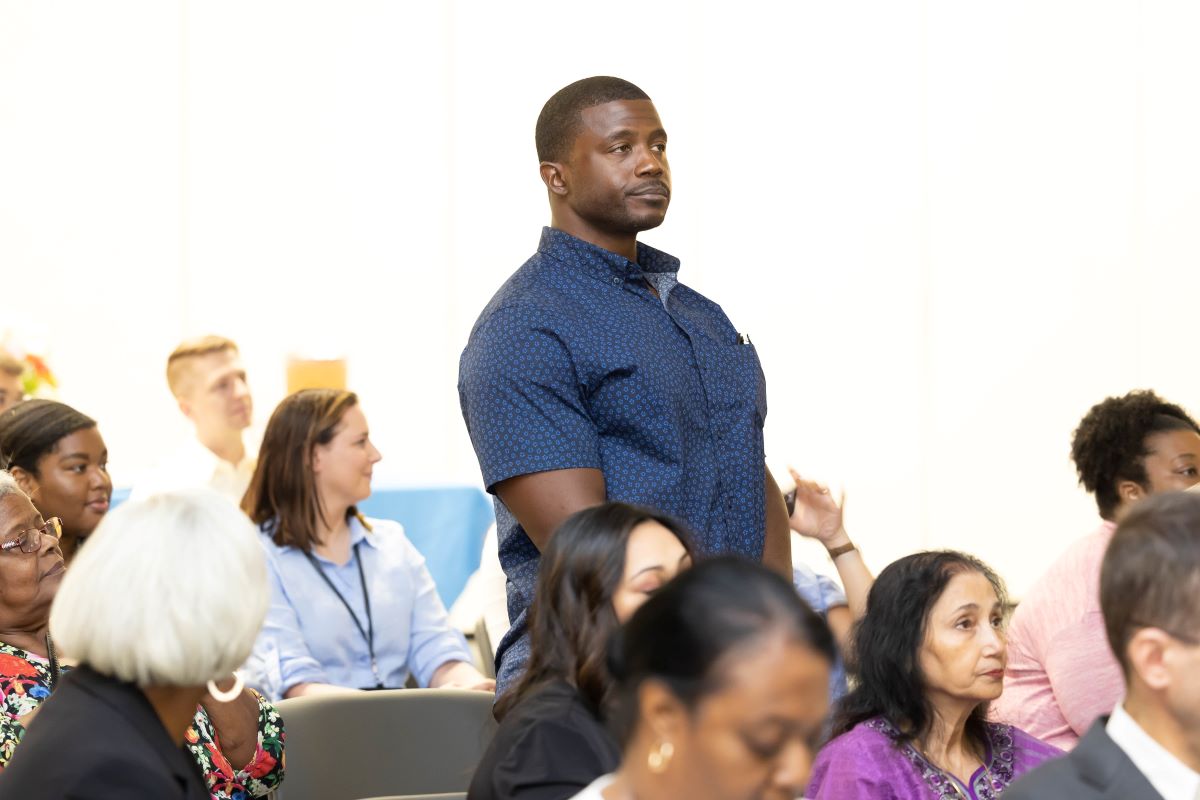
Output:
[303, 542, 384, 689]
[45, 633, 60, 690]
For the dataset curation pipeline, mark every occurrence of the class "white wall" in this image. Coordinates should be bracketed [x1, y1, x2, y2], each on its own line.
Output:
[4, 0, 1200, 595]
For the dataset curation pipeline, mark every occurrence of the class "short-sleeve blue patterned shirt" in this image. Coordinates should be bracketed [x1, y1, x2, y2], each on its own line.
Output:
[458, 227, 768, 691]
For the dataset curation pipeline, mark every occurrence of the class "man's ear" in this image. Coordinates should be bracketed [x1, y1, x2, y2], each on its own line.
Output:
[176, 395, 195, 422]
[1127, 627, 1171, 691]
[9, 466, 39, 500]
[540, 161, 569, 197]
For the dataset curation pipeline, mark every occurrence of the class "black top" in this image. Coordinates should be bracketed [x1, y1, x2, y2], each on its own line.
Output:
[0, 664, 209, 799]
[468, 680, 621, 800]
[1005, 718, 1165, 800]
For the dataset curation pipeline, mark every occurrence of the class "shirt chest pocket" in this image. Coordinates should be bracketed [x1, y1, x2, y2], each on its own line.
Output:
[704, 342, 767, 428]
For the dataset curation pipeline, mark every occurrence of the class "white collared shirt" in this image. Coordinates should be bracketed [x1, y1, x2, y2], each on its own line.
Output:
[1107, 701, 1200, 800]
[131, 436, 256, 507]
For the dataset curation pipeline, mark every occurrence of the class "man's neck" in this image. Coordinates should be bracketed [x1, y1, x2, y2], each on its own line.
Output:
[196, 428, 245, 467]
[1125, 693, 1200, 773]
[550, 216, 639, 264]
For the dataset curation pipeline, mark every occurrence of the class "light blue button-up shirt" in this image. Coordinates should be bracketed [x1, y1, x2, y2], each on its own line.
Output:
[793, 564, 850, 701]
[244, 515, 473, 701]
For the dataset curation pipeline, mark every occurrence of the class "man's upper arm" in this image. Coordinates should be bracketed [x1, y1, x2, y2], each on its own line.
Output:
[495, 468, 606, 551]
[762, 466, 793, 577]
[459, 306, 603, 491]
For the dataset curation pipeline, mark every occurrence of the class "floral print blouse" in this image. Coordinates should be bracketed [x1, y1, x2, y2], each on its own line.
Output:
[0, 641, 285, 799]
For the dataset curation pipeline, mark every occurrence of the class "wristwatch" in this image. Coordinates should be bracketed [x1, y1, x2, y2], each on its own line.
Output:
[827, 542, 857, 560]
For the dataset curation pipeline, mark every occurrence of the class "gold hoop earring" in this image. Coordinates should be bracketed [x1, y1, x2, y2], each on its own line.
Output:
[647, 740, 674, 773]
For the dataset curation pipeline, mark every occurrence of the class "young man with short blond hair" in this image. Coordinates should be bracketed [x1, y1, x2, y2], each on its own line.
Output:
[133, 335, 255, 504]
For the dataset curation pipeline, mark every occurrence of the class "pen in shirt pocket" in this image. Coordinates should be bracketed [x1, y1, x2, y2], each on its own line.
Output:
[737, 333, 753, 345]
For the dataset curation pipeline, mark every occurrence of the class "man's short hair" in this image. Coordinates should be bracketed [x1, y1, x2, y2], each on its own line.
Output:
[535, 76, 651, 163]
[1101, 490, 1200, 676]
[50, 489, 268, 687]
[166, 335, 239, 397]
[0, 353, 23, 378]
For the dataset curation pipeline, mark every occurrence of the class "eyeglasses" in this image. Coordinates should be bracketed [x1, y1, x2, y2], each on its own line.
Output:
[0, 518, 62, 554]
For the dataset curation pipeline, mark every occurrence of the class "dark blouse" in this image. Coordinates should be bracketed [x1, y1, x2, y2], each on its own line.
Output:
[0, 664, 211, 799]
[468, 681, 621, 800]
[0, 641, 284, 798]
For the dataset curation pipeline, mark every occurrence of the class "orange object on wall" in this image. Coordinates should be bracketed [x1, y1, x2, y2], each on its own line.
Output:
[287, 357, 347, 393]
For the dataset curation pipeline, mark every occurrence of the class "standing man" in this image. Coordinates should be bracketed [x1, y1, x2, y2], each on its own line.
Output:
[458, 77, 791, 693]
[1006, 490, 1200, 799]
[132, 335, 256, 506]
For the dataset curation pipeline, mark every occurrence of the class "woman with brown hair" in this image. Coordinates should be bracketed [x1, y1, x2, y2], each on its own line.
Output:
[468, 502, 694, 800]
[241, 389, 493, 700]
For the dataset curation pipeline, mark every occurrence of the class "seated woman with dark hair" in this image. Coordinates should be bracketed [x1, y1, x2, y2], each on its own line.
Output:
[469, 502, 694, 800]
[0, 401, 285, 799]
[996, 390, 1200, 749]
[808, 551, 1061, 799]
[0, 399, 111, 560]
[569, 556, 836, 800]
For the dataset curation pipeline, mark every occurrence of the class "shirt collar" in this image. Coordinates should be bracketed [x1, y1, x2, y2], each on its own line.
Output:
[265, 513, 377, 557]
[537, 226, 681, 282]
[348, 512, 377, 550]
[1107, 700, 1200, 800]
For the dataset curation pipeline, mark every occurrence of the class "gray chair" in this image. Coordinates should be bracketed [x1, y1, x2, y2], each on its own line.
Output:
[274, 689, 496, 800]
[472, 616, 496, 680]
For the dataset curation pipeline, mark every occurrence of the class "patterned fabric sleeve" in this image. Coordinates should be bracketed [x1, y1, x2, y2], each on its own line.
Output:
[0, 717, 24, 769]
[0, 646, 53, 772]
[186, 689, 286, 799]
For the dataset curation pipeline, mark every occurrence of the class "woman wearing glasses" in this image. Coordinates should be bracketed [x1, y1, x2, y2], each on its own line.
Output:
[0, 401, 285, 800]
[240, 389, 493, 699]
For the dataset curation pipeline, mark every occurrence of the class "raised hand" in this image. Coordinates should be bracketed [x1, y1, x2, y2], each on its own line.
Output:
[786, 466, 847, 546]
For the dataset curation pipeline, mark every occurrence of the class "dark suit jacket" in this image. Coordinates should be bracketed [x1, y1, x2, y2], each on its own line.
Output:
[1005, 717, 1165, 800]
[0, 664, 209, 799]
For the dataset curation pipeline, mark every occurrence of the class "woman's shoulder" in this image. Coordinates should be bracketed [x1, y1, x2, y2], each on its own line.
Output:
[359, 515, 405, 538]
[987, 721, 1065, 761]
[358, 516, 425, 560]
[496, 682, 616, 759]
[821, 717, 905, 756]
[476, 682, 619, 798]
[565, 774, 616, 800]
[499, 681, 605, 733]
[808, 718, 909, 799]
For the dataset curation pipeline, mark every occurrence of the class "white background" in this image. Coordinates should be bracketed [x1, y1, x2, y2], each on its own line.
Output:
[4, 0, 1200, 595]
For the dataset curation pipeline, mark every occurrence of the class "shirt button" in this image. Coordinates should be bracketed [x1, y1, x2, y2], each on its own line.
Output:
[612, 277, 621, 285]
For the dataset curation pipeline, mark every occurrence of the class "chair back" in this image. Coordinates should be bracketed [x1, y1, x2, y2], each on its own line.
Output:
[275, 689, 496, 800]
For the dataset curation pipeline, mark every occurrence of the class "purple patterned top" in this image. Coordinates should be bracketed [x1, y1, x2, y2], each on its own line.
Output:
[807, 717, 1063, 799]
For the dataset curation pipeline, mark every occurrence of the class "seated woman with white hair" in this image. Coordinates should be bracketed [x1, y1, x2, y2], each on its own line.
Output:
[0, 478, 283, 798]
